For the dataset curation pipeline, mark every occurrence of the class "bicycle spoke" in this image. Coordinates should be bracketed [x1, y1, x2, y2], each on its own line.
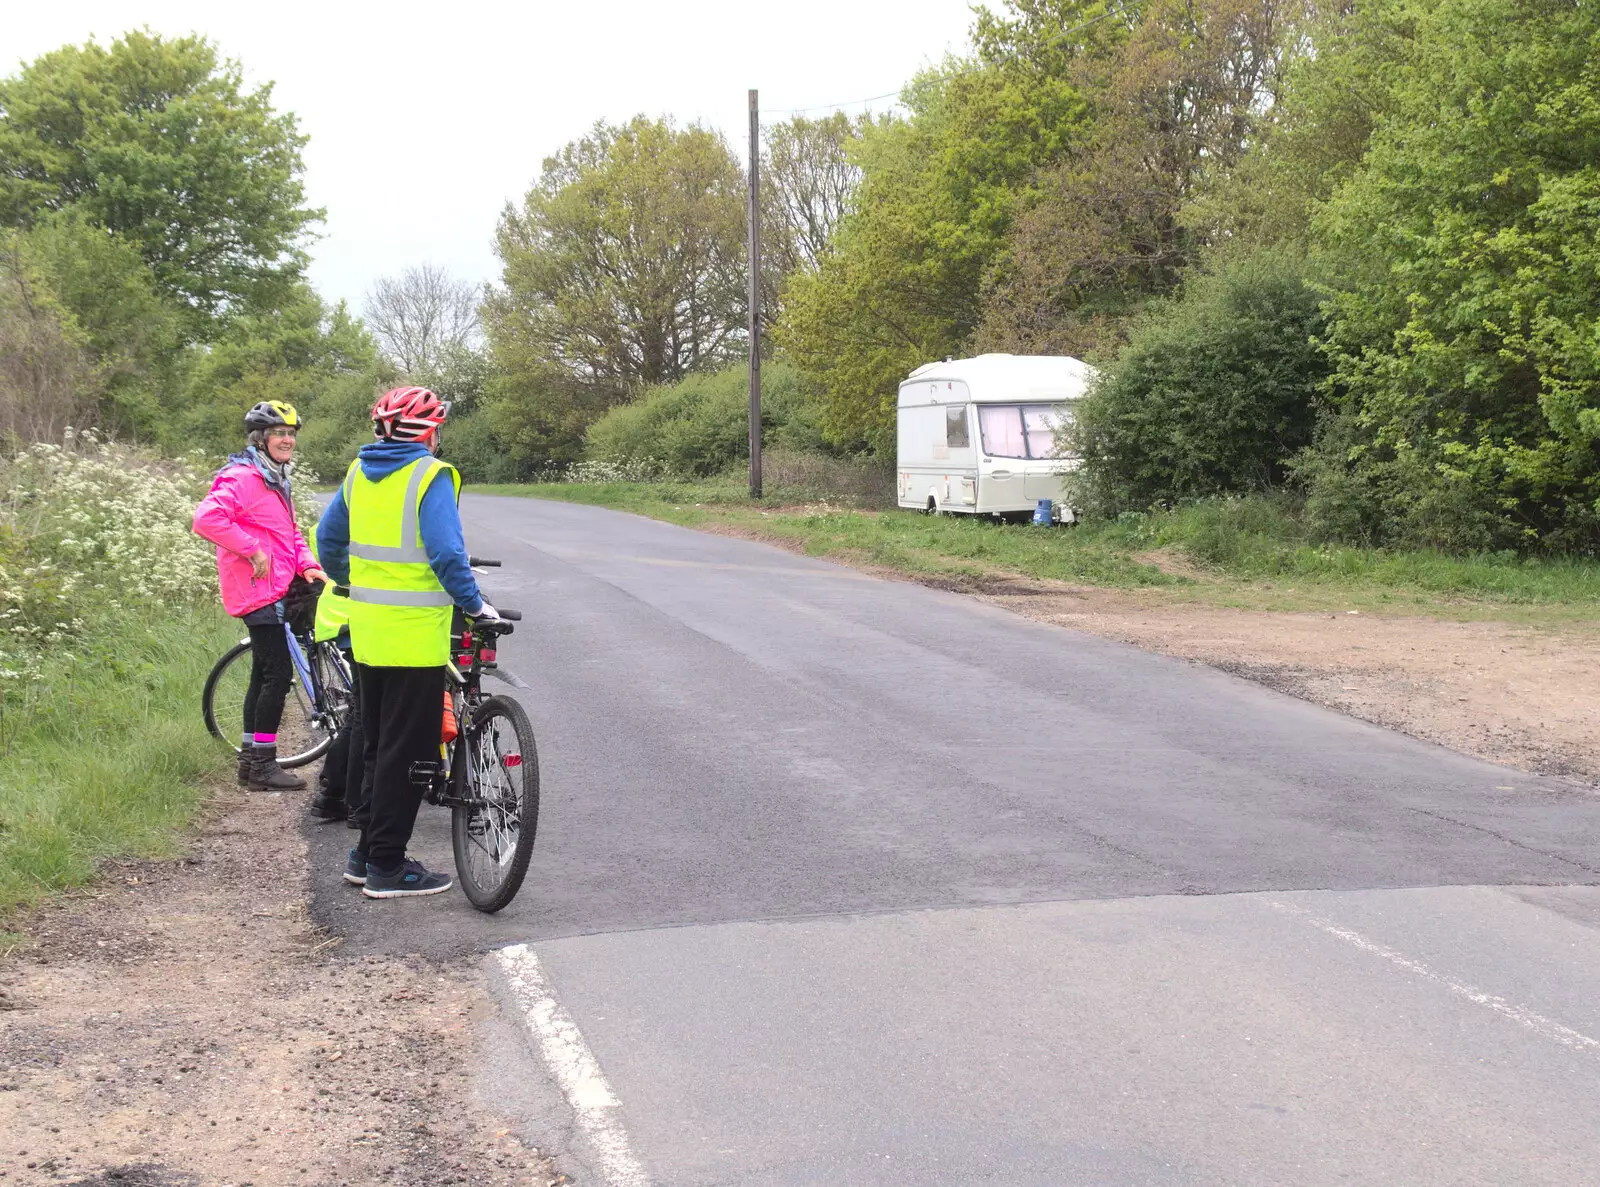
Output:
[450, 694, 538, 913]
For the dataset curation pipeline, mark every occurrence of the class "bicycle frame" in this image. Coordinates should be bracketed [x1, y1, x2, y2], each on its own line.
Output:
[427, 618, 520, 811]
[284, 626, 352, 734]
[286, 628, 318, 705]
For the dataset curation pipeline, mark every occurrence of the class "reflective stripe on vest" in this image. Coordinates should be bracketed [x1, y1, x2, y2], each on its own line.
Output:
[344, 455, 461, 667]
[348, 587, 454, 607]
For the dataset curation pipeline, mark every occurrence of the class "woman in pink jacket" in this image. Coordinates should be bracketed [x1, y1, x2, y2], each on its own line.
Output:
[193, 401, 327, 790]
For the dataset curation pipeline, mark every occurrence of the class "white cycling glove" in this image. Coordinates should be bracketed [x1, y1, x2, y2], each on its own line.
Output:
[471, 600, 501, 621]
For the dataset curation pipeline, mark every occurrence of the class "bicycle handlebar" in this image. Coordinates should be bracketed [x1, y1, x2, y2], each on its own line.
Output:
[468, 556, 502, 568]
[328, 582, 519, 623]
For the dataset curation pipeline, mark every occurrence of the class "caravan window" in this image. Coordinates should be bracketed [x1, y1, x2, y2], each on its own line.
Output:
[978, 406, 1026, 458]
[946, 405, 970, 448]
[979, 404, 1070, 459]
[1023, 406, 1068, 459]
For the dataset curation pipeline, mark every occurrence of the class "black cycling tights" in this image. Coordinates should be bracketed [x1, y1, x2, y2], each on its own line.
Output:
[242, 623, 293, 739]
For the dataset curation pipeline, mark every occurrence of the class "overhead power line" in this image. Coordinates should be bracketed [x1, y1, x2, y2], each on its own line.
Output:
[762, 0, 1148, 121]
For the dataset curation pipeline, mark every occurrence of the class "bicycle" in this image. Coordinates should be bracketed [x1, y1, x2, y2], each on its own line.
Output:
[432, 567, 539, 913]
[202, 616, 355, 768]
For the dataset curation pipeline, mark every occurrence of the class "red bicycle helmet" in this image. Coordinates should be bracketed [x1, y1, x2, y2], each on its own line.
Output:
[371, 386, 451, 441]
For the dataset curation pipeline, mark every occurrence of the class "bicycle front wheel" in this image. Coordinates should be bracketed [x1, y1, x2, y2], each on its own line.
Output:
[452, 694, 539, 913]
[201, 637, 337, 768]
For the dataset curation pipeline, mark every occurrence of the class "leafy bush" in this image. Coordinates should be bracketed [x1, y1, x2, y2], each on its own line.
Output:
[1067, 249, 1326, 516]
[0, 431, 328, 911]
[440, 406, 530, 485]
[0, 432, 320, 716]
[1306, 0, 1600, 553]
[584, 361, 826, 476]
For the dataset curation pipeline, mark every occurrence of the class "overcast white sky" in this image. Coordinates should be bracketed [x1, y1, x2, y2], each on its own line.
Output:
[5, 0, 981, 313]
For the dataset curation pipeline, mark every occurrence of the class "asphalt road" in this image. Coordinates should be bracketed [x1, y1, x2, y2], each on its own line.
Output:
[307, 494, 1600, 1185]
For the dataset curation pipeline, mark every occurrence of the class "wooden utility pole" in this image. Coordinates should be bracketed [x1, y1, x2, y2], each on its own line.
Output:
[746, 88, 763, 499]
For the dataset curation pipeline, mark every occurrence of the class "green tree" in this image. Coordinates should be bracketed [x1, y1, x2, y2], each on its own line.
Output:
[1182, 0, 1432, 250]
[761, 113, 865, 284]
[0, 231, 102, 441]
[1304, 0, 1600, 551]
[778, 42, 1091, 453]
[483, 116, 747, 464]
[0, 30, 320, 335]
[180, 286, 386, 470]
[978, 0, 1312, 356]
[18, 210, 184, 436]
[1068, 249, 1327, 513]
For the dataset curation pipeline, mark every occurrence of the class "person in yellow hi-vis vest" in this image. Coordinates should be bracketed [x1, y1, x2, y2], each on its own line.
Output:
[314, 387, 497, 899]
[306, 538, 363, 826]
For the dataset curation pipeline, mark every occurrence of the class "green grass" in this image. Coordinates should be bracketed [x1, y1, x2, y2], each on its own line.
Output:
[476, 482, 1600, 625]
[0, 605, 241, 915]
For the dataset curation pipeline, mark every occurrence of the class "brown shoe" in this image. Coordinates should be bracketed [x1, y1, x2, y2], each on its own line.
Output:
[247, 745, 307, 791]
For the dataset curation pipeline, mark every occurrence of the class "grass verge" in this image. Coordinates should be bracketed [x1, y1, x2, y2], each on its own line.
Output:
[0, 605, 241, 915]
[475, 482, 1600, 625]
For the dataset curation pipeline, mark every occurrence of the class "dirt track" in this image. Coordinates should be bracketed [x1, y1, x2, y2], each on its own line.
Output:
[971, 579, 1600, 784]
[0, 790, 561, 1187]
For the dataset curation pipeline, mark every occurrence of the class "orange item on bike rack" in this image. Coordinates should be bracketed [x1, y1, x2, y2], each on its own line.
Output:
[441, 687, 459, 744]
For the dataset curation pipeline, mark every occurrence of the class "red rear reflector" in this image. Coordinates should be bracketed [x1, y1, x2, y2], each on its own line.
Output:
[478, 648, 497, 662]
[503, 754, 523, 768]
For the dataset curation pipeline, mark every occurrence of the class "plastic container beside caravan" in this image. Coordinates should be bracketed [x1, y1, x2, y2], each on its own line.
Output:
[895, 353, 1095, 520]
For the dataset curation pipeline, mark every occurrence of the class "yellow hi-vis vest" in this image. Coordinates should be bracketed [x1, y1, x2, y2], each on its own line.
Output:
[307, 537, 349, 644]
[343, 455, 462, 667]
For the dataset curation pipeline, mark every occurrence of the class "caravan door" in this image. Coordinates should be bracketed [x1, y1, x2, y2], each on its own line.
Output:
[975, 405, 1026, 510]
[1021, 404, 1073, 502]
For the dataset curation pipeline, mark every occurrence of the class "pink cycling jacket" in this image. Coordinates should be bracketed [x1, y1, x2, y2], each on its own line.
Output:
[193, 459, 316, 618]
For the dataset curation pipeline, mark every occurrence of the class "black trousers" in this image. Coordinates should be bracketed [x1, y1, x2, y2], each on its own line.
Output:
[318, 649, 366, 809]
[243, 623, 292, 737]
[355, 663, 445, 871]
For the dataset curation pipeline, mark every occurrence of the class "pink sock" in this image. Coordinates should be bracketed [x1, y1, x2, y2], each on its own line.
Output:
[253, 732, 277, 746]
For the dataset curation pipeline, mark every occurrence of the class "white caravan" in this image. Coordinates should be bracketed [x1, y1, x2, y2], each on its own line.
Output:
[896, 353, 1094, 520]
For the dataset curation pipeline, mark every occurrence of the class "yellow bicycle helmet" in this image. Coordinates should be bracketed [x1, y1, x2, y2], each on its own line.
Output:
[244, 400, 302, 431]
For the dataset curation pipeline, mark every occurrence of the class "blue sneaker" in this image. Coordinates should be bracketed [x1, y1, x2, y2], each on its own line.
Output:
[362, 857, 452, 899]
[343, 849, 367, 886]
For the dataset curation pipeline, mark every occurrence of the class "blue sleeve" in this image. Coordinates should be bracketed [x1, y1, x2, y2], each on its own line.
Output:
[316, 488, 351, 586]
[418, 473, 484, 612]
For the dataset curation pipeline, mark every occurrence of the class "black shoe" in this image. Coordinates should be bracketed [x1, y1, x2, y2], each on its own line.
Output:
[362, 858, 452, 899]
[343, 848, 368, 886]
[236, 745, 254, 787]
[309, 792, 348, 822]
[247, 745, 307, 792]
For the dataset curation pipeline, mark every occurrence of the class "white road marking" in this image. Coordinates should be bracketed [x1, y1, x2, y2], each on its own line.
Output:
[1269, 900, 1600, 1054]
[496, 943, 652, 1185]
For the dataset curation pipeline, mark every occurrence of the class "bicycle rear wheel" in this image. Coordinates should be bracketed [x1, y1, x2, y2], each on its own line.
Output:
[201, 637, 338, 768]
[451, 694, 539, 913]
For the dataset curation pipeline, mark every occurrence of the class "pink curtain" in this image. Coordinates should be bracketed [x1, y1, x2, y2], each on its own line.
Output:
[979, 406, 1025, 458]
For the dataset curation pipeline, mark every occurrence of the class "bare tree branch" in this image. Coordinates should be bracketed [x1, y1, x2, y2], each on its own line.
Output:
[363, 264, 482, 375]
